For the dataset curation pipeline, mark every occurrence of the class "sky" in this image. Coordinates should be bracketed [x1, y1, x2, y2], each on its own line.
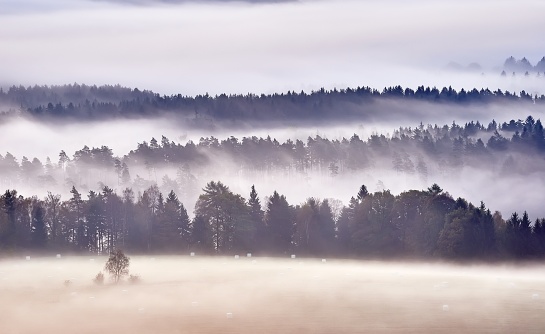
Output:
[1, 0, 544, 96]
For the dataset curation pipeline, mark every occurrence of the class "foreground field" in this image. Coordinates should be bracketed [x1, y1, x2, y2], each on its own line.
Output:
[1, 256, 545, 333]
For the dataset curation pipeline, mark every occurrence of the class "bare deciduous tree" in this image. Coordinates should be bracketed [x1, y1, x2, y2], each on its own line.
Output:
[104, 249, 130, 283]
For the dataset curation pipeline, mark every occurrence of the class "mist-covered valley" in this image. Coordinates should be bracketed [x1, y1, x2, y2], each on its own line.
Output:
[2, 85, 545, 218]
[2, 85, 545, 262]
[3, 0, 545, 331]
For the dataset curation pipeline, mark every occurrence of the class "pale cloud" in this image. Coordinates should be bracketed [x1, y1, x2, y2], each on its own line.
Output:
[0, 0, 544, 95]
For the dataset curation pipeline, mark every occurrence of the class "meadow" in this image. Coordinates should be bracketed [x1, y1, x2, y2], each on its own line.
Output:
[1, 256, 544, 333]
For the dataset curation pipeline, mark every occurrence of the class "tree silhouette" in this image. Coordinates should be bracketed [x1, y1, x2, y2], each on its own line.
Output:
[104, 249, 130, 283]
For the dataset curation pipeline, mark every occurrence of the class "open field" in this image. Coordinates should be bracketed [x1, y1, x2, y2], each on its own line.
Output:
[1, 256, 545, 333]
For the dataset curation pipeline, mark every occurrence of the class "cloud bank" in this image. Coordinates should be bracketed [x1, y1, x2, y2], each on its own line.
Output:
[0, 0, 544, 95]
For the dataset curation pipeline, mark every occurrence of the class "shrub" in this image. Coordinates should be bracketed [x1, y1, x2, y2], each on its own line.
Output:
[129, 274, 141, 284]
[93, 272, 105, 285]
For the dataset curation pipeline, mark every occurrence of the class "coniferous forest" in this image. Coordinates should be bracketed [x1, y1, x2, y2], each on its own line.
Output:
[0, 83, 544, 122]
[5, 3, 545, 333]
[2, 84, 545, 261]
[1, 180, 544, 261]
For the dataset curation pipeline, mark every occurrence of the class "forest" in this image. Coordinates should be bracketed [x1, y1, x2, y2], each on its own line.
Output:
[2, 85, 545, 261]
[1, 83, 545, 122]
[1, 180, 544, 261]
[4, 3, 545, 332]
[1, 114, 545, 203]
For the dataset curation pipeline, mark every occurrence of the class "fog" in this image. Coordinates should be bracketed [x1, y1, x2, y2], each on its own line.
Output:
[1, 256, 545, 333]
[3, 99, 543, 161]
[3, 1, 545, 330]
[3, 97, 545, 219]
[1, 0, 544, 95]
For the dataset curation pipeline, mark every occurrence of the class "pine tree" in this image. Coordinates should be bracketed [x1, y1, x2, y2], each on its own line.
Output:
[190, 215, 210, 253]
[265, 191, 293, 254]
[357, 185, 368, 201]
[248, 185, 264, 251]
[31, 203, 47, 249]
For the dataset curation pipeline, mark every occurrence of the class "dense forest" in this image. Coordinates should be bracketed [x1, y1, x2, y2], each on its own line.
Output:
[1, 115, 545, 202]
[2, 83, 545, 262]
[1, 83, 544, 122]
[0, 181, 543, 261]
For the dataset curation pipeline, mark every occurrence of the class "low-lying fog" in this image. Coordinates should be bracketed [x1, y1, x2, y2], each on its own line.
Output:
[3, 101, 545, 219]
[1, 256, 545, 333]
[4, 100, 544, 161]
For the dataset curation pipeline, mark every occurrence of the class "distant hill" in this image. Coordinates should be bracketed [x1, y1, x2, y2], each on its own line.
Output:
[446, 57, 545, 76]
[445, 61, 482, 73]
[502, 56, 545, 74]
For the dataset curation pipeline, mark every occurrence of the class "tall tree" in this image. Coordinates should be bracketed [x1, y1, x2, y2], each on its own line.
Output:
[30, 202, 47, 249]
[248, 185, 264, 251]
[44, 192, 62, 248]
[1, 190, 18, 251]
[264, 191, 293, 255]
[68, 186, 86, 251]
[194, 181, 249, 253]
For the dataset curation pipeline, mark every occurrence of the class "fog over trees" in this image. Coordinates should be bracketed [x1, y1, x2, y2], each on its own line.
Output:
[2, 84, 545, 261]
[2, 112, 545, 202]
[1, 83, 544, 123]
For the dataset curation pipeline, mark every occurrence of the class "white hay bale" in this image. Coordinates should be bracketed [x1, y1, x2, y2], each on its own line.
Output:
[56, 254, 61, 259]
[291, 254, 296, 259]
[226, 312, 233, 319]
[532, 293, 539, 300]
[190, 252, 195, 257]
[234, 255, 239, 259]
[442, 305, 449, 311]
[247, 253, 252, 257]
[322, 259, 327, 263]
[25, 256, 30, 261]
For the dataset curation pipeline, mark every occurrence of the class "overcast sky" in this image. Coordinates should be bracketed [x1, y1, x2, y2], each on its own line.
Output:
[1, 0, 544, 95]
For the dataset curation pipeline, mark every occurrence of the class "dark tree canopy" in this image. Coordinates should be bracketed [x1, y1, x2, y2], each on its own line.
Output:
[0, 181, 545, 260]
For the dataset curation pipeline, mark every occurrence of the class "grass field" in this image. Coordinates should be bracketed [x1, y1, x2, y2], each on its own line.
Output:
[1, 256, 545, 333]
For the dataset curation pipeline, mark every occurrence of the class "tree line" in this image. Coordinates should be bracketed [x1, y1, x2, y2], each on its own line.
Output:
[1, 83, 544, 122]
[1, 182, 544, 261]
[1, 116, 545, 198]
[502, 56, 545, 74]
